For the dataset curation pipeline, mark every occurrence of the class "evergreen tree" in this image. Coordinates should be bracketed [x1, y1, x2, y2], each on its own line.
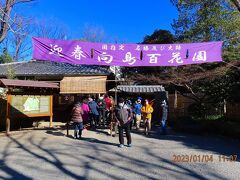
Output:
[0, 48, 13, 64]
[128, 1, 240, 118]
[142, 29, 175, 44]
[122, 29, 176, 77]
[171, 0, 240, 46]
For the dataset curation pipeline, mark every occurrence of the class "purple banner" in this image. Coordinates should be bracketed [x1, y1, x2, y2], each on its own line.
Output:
[32, 37, 222, 67]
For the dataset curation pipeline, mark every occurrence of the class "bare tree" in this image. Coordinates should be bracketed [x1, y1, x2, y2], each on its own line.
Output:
[129, 62, 237, 100]
[33, 19, 68, 39]
[230, 0, 240, 11]
[0, 1, 68, 61]
[6, 18, 69, 61]
[11, 16, 32, 61]
[80, 24, 106, 42]
[0, 0, 33, 43]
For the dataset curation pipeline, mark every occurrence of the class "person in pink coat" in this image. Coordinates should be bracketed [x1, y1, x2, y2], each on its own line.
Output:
[81, 99, 90, 129]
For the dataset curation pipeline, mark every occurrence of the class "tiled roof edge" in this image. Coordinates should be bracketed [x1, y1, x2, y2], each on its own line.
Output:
[0, 60, 36, 66]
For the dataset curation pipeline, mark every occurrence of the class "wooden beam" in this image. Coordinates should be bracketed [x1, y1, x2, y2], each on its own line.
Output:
[6, 94, 11, 135]
[49, 95, 53, 128]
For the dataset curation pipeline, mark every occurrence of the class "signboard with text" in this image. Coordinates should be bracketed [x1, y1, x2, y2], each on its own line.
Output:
[32, 37, 222, 67]
[10, 95, 51, 117]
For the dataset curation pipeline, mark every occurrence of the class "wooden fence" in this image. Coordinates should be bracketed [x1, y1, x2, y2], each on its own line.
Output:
[0, 98, 6, 130]
[226, 103, 240, 121]
[168, 92, 240, 121]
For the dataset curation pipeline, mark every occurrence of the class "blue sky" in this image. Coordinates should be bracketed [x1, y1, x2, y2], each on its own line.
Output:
[19, 0, 178, 43]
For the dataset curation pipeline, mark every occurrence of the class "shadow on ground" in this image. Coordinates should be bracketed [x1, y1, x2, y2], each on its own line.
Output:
[0, 125, 239, 179]
[132, 126, 240, 161]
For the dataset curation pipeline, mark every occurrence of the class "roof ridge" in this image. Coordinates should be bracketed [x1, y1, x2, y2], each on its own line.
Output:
[0, 60, 36, 66]
[0, 59, 110, 76]
[118, 85, 163, 87]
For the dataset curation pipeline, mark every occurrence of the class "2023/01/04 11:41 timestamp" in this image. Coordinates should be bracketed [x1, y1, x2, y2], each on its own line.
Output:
[172, 154, 238, 163]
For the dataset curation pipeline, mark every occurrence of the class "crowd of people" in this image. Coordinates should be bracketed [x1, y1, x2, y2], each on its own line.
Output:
[70, 94, 168, 148]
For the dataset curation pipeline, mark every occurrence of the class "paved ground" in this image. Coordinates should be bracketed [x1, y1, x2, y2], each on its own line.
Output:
[0, 124, 239, 180]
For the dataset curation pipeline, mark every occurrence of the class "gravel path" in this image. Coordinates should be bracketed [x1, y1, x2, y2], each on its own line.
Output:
[0, 125, 239, 180]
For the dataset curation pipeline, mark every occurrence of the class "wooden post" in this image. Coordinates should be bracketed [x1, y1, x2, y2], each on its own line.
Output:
[174, 90, 178, 109]
[6, 94, 11, 135]
[66, 122, 69, 136]
[174, 90, 178, 121]
[114, 66, 117, 105]
[224, 99, 227, 120]
[49, 95, 53, 128]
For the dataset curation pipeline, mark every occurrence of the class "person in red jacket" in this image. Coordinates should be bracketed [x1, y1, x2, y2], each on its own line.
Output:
[104, 94, 112, 126]
[105, 94, 112, 111]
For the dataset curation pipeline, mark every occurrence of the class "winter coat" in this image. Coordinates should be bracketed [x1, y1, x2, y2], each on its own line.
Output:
[81, 103, 90, 122]
[134, 103, 142, 115]
[114, 104, 132, 126]
[98, 99, 106, 110]
[88, 100, 99, 115]
[141, 104, 154, 119]
[105, 97, 112, 111]
[71, 105, 83, 123]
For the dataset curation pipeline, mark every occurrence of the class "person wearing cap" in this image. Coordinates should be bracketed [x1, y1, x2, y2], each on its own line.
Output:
[141, 99, 154, 136]
[114, 97, 133, 148]
[134, 98, 142, 130]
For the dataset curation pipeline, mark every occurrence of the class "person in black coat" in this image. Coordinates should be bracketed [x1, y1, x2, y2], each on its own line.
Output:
[114, 98, 133, 148]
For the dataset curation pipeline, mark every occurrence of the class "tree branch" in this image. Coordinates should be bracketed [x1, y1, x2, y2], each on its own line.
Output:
[230, 0, 240, 12]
